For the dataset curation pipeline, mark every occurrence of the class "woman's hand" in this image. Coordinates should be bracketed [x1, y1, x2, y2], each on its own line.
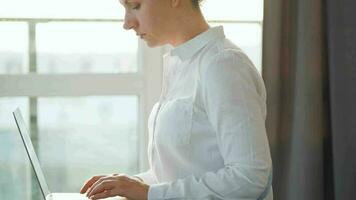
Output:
[80, 174, 149, 200]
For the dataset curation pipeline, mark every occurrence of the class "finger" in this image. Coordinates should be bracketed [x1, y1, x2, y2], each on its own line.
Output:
[80, 175, 105, 194]
[89, 189, 114, 200]
[87, 177, 107, 197]
[87, 180, 114, 198]
[80, 176, 103, 194]
[86, 176, 112, 197]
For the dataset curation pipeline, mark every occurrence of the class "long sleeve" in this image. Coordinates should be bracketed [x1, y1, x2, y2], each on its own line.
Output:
[147, 50, 272, 200]
[134, 169, 157, 185]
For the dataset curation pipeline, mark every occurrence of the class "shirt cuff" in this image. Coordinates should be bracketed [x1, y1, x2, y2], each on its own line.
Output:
[148, 182, 171, 200]
[134, 170, 157, 185]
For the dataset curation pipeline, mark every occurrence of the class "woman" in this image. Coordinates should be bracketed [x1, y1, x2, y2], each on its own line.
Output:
[80, 0, 273, 199]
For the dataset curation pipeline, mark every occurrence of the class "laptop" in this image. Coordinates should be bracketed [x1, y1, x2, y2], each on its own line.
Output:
[13, 108, 123, 200]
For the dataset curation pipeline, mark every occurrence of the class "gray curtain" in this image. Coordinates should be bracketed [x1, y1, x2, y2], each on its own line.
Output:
[262, 0, 331, 199]
[326, 0, 356, 199]
[263, 0, 356, 199]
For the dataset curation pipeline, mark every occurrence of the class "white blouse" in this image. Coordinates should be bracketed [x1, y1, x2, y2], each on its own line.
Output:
[136, 26, 273, 200]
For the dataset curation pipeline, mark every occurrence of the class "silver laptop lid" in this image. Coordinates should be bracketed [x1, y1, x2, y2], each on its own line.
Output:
[13, 108, 50, 199]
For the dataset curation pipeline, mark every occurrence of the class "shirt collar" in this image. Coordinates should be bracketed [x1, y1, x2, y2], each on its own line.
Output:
[169, 26, 225, 61]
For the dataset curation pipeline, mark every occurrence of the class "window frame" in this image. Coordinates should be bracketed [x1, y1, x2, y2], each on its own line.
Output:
[0, 18, 164, 173]
[0, 16, 263, 194]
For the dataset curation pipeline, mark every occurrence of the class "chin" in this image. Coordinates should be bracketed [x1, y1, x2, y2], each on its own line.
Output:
[146, 42, 160, 48]
[145, 39, 165, 48]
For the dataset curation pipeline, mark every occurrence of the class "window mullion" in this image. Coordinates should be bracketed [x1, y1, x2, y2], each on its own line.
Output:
[28, 20, 40, 200]
[28, 21, 38, 152]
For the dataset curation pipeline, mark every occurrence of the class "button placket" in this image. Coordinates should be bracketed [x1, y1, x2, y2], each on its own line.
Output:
[149, 55, 171, 166]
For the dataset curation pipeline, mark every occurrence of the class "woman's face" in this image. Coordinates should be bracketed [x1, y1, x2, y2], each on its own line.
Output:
[120, 0, 174, 47]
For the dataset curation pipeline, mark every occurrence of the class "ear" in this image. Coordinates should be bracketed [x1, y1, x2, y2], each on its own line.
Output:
[171, 0, 181, 8]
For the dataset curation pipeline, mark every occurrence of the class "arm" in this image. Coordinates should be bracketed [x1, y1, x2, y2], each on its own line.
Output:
[134, 169, 157, 185]
[147, 50, 272, 199]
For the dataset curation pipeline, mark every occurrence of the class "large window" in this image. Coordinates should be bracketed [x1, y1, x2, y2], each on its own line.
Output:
[202, 0, 264, 71]
[36, 22, 137, 74]
[0, 0, 263, 199]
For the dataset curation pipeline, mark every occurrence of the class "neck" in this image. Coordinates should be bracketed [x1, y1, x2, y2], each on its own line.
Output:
[169, 9, 210, 47]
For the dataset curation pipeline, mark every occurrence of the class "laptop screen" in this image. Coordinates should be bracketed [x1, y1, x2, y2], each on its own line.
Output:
[13, 108, 50, 199]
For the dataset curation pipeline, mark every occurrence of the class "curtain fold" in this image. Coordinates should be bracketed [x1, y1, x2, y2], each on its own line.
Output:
[262, 0, 331, 199]
[326, 0, 356, 199]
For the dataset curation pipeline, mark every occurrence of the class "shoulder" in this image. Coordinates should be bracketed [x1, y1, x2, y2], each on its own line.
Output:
[197, 38, 266, 98]
[198, 38, 257, 75]
[200, 39, 261, 83]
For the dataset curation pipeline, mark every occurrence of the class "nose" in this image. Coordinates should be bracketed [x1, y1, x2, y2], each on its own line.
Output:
[123, 12, 138, 30]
